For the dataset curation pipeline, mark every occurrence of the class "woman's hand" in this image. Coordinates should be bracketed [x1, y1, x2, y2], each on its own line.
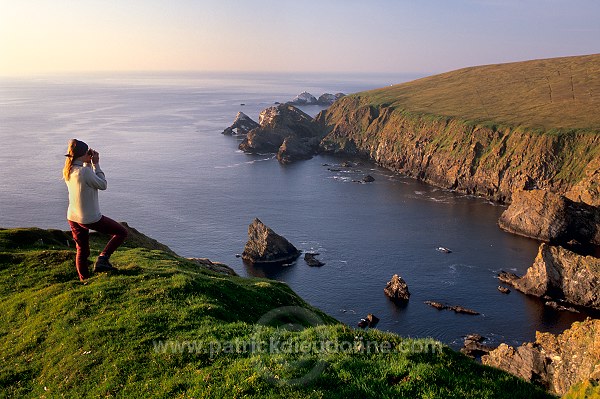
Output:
[91, 150, 100, 165]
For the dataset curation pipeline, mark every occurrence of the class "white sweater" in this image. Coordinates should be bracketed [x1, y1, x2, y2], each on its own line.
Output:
[66, 160, 107, 224]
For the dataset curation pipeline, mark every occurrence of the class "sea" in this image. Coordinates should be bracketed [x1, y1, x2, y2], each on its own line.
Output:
[0, 71, 591, 349]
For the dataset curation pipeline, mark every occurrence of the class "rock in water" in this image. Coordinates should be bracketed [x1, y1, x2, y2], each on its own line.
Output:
[304, 252, 324, 267]
[482, 318, 600, 396]
[358, 313, 380, 328]
[384, 274, 410, 301]
[239, 104, 325, 162]
[497, 285, 510, 294]
[222, 112, 259, 136]
[241, 218, 301, 265]
[317, 92, 346, 105]
[362, 175, 375, 183]
[289, 91, 318, 105]
[498, 243, 600, 310]
[498, 189, 600, 246]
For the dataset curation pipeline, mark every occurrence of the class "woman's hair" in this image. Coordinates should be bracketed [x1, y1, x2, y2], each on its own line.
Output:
[63, 139, 83, 181]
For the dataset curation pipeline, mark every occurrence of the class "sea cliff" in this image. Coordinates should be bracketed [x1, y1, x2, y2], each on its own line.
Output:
[316, 54, 600, 205]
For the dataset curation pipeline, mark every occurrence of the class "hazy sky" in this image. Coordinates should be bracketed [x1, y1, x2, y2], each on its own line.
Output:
[1, 0, 599, 76]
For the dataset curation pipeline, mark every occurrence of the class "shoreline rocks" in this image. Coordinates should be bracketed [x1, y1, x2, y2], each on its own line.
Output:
[497, 243, 600, 310]
[241, 218, 301, 265]
[357, 313, 379, 328]
[384, 274, 410, 301]
[460, 334, 495, 359]
[482, 318, 600, 396]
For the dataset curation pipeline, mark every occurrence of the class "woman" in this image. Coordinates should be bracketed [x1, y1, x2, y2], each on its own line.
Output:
[63, 139, 127, 281]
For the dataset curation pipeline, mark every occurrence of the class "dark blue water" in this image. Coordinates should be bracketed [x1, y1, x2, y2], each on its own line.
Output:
[0, 72, 590, 348]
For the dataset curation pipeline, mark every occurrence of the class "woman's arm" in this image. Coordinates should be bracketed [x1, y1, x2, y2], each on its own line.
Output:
[85, 165, 107, 190]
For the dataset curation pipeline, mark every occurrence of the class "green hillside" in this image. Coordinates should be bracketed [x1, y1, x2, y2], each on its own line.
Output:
[0, 227, 553, 398]
[363, 54, 600, 131]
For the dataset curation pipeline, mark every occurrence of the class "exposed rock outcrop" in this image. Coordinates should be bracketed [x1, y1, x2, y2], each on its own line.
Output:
[304, 252, 324, 267]
[384, 274, 410, 301]
[424, 301, 480, 315]
[239, 104, 325, 163]
[187, 258, 238, 276]
[358, 313, 379, 328]
[317, 93, 345, 105]
[481, 318, 600, 396]
[289, 91, 318, 105]
[222, 112, 259, 136]
[241, 218, 301, 265]
[498, 243, 600, 310]
[460, 334, 495, 358]
[287, 92, 345, 106]
[277, 135, 319, 164]
[498, 189, 600, 245]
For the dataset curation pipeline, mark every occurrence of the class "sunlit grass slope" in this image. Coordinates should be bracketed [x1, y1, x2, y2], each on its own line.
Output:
[0, 227, 553, 398]
[363, 54, 600, 131]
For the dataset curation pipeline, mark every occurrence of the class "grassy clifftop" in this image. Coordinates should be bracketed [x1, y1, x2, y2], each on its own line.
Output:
[318, 54, 600, 205]
[363, 54, 600, 132]
[0, 226, 553, 398]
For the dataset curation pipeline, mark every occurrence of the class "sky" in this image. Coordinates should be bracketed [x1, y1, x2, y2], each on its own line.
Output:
[1, 0, 599, 76]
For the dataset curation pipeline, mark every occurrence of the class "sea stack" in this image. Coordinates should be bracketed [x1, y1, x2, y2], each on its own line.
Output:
[241, 218, 301, 265]
[384, 274, 410, 301]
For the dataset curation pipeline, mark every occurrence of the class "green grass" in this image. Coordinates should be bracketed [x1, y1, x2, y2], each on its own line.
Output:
[0, 227, 555, 398]
[357, 54, 600, 132]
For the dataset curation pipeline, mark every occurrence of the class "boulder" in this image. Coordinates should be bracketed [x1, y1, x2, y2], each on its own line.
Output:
[239, 104, 325, 162]
[498, 243, 600, 310]
[241, 218, 301, 265]
[482, 318, 600, 396]
[498, 189, 600, 246]
[222, 112, 259, 136]
[304, 252, 324, 267]
[384, 274, 410, 301]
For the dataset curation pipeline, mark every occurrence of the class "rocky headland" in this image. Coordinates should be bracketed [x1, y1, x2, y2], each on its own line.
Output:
[498, 243, 600, 310]
[238, 104, 326, 164]
[315, 54, 600, 206]
[482, 318, 600, 396]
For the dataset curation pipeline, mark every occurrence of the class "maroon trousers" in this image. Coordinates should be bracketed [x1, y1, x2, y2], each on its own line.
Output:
[68, 216, 128, 281]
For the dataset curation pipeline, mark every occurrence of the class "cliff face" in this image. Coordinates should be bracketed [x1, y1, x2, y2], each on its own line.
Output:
[499, 243, 600, 309]
[316, 95, 600, 204]
[498, 190, 600, 246]
[482, 318, 600, 396]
